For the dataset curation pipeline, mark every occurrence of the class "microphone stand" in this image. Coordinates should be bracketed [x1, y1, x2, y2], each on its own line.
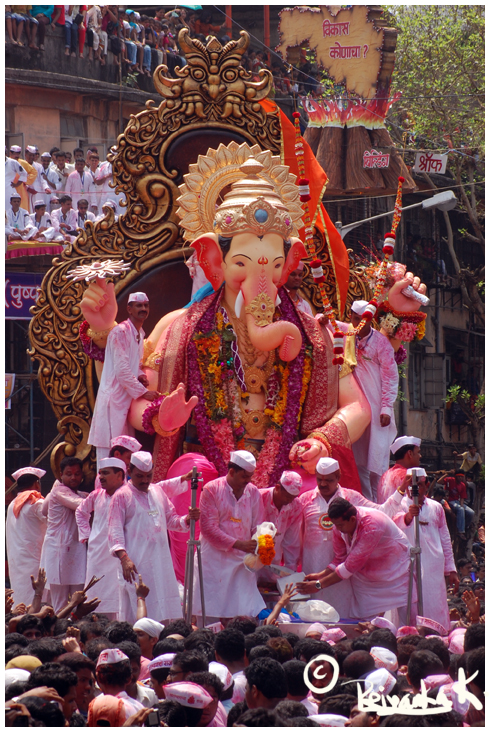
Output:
[406, 475, 424, 624]
[183, 467, 206, 626]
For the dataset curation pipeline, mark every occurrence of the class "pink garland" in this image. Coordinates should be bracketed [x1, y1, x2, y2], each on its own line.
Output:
[79, 320, 106, 362]
[142, 394, 166, 435]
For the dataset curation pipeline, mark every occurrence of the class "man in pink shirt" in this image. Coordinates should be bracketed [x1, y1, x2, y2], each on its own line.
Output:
[258, 470, 303, 582]
[297, 496, 415, 626]
[65, 157, 95, 208]
[377, 435, 422, 505]
[196, 450, 264, 622]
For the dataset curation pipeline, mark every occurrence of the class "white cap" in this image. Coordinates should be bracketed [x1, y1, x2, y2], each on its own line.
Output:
[99, 457, 126, 472]
[12, 467, 46, 481]
[371, 617, 397, 636]
[96, 648, 129, 667]
[41, 151, 51, 158]
[407, 467, 427, 479]
[370, 646, 398, 672]
[365, 668, 397, 696]
[130, 451, 153, 472]
[26, 145, 37, 153]
[209, 661, 233, 690]
[33, 199, 46, 207]
[163, 681, 213, 709]
[305, 622, 328, 638]
[295, 260, 305, 271]
[390, 435, 421, 454]
[10, 193, 21, 200]
[316, 457, 340, 476]
[128, 292, 149, 303]
[280, 470, 302, 496]
[320, 627, 347, 643]
[103, 200, 117, 209]
[10, 145, 21, 152]
[110, 435, 142, 452]
[351, 300, 369, 315]
[5, 668, 31, 686]
[133, 618, 164, 638]
[230, 450, 256, 472]
[149, 653, 175, 672]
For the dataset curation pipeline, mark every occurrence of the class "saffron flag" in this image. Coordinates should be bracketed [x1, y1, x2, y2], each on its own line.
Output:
[260, 99, 350, 316]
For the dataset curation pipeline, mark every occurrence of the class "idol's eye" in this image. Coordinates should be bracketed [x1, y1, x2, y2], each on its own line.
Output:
[275, 263, 281, 268]
[235, 261, 245, 267]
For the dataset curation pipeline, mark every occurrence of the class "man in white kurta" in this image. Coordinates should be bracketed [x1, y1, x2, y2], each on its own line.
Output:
[94, 159, 122, 212]
[196, 450, 265, 620]
[6, 467, 47, 606]
[24, 145, 51, 212]
[107, 451, 198, 624]
[6, 194, 37, 241]
[6, 149, 28, 211]
[88, 292, 157, 465]
[393, 471, 459, 634]
[344, 300, 398, 500]
[297, 497, 414, 626]
[76, 457, 128, 620]
[39, 457, 88, 612]
[28, 200, 65, 242]
[258, 470, 303, 583]
[299, 457, 409, 619]
[50, 195, 78, 243]
[377, 436, 422, 505]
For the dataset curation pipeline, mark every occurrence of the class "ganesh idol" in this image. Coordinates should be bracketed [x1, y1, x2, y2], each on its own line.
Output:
[80, 142, 425, 488]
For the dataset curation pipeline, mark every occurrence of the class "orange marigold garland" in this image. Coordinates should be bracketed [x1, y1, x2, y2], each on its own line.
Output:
[257, 534, 276, 566]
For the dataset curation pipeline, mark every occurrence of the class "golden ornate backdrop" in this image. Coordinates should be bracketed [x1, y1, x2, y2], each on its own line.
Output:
[28, 30, 370, 480]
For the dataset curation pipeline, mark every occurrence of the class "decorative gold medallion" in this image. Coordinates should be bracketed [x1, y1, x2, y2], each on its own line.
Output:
[244, 292, 275, 327]
[241, 409, 267, 438]
[319, 513, 334, 531]
[244, 366, 267, 394]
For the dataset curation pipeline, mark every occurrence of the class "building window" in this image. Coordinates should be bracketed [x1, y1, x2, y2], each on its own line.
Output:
[408, 349, 424, 409]
[60, 115, 86, 139]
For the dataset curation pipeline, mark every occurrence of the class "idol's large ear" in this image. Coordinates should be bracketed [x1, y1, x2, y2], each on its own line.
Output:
[278, 237, 308, 286]
[191, 234, 225, 291]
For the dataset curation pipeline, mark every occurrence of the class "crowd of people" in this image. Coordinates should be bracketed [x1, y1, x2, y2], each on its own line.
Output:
[5, 142, 120, 246]
[5, 431, 484, 726]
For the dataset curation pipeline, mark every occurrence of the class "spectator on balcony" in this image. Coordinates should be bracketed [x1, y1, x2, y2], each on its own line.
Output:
[142, 14, 162, 68]
[30, 5, 59, 51]
[24, 144, 52, 212]
[51, 193, 78, 242]
[29, 199, 65, 242]
[39, 152, 59, 206]
[76, 197, 96, 227]
[63, 5, 78, 57]
[126, 10, 151, 77]
[6, 193, 37, 242]
[194, 10, 224, 38]
[119, 8, 137, 71]
[7, 6, 39, 47]
[86, 4, 102, 62]
[75, 5, 87, 58]
[101, 5, 120, 66]
[65, 157, 94, 207]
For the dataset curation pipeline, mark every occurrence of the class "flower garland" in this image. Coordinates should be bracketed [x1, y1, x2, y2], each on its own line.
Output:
[377, 301, 426, 342]
[142, 394, 166, 435]
[187, 287, 313, 487]
[257, 534, 275, 565]
[79, 320, 106, 362]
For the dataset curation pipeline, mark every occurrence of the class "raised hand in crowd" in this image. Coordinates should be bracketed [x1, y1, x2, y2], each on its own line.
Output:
[5, 588, 14, 614]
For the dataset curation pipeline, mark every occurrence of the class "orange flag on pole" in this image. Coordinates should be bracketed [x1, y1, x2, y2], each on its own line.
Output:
[259, 99, 349, 316]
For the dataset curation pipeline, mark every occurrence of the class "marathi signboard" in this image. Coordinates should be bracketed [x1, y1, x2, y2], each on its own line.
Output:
[277, 5, 384, 99]
[5, 272, 44, 319]
[412, 152, 448, 175]
[363, 149, 390, 169]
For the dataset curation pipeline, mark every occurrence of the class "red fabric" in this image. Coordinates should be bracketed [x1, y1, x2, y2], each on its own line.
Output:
[6, 242, 63, 258]
[55, 5, 65, 25]
[331, 445, 362, 493]
[444, 477, 467, 502]
[259, 99, 350, 315]
[166, 453, 219, 585]
[12, 490, 43, 519]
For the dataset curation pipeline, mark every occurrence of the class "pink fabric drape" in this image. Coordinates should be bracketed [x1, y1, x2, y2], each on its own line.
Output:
[166, 453, 218, 584]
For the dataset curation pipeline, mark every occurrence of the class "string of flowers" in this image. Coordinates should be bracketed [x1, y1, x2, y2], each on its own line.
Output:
[257, 534, 276, 566]
[292, 111, 405, 363]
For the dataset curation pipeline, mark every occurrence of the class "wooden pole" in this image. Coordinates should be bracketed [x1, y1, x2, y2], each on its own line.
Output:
[264, 6, 270, 66]
[225, 5, 232, 38]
